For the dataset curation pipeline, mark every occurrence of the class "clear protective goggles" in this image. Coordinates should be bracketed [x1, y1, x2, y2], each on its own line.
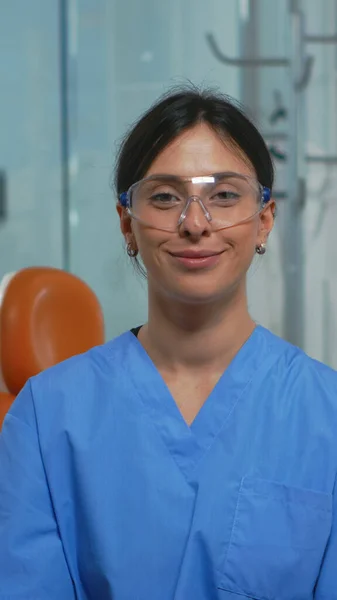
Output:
[119, 172, 271, 233]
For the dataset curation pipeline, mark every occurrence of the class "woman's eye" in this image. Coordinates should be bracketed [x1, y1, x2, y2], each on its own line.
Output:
[213, 190, 240, 201]
[150, 193, 179, 204]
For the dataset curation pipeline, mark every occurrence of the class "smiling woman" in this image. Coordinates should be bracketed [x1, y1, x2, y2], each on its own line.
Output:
[116, 90, 274, 320]
[1, 87, 337, 600]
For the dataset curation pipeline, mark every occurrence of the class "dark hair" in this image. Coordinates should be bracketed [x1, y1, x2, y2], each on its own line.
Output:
[115, 85, 274, 195]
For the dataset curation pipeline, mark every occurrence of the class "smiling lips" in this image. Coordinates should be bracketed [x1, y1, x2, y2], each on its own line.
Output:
[169, 249, 224, 269]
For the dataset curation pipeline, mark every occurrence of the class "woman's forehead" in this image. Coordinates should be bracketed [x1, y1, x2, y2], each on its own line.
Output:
[146, 123, 255, 179]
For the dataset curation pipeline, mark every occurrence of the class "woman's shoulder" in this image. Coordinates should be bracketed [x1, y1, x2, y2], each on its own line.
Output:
[1, 331, 142, 467]
[261, 326, 337, 394]
[29, 330, 137, 408]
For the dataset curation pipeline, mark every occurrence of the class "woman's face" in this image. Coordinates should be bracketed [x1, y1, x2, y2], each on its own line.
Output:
[118, 123, 275, 305]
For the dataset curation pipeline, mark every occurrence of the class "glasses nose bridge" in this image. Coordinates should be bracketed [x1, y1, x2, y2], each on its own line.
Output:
[186, 193, 203, 206]
[178, 194, 212, 227]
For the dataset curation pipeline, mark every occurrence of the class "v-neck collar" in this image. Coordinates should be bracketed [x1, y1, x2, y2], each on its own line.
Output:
[122, 325, 271, 478]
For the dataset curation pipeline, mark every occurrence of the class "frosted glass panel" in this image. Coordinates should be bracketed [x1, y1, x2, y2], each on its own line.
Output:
[0, 1, 63, 277]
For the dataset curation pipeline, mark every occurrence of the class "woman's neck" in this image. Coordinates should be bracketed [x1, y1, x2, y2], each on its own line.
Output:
[138, 285, 256, 374]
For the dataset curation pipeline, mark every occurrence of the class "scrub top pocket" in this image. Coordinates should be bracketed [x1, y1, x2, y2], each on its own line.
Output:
[218, 476, 332, 600]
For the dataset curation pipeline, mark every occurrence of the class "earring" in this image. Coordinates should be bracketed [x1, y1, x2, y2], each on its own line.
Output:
[255, 242, 266, 255]
[127, 242, 138, 258]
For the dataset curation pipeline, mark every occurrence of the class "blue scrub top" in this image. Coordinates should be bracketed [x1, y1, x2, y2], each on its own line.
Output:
[0, 325, 337, 599]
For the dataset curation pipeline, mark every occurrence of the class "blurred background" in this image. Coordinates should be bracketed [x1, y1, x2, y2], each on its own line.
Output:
[1, 0, 337, 364]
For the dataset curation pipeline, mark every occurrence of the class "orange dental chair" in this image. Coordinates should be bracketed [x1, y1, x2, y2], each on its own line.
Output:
[0, 267, 105, 427]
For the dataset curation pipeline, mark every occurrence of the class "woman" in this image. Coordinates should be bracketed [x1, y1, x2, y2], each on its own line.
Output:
[0, 88, 336, 600]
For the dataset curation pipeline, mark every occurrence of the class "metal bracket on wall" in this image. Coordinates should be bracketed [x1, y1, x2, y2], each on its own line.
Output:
[206, 27, 337, 91]
[305, 34, 337, 44]
[205, 33, 314, 91]
[205, 33, 289, 67]
[206, 4, 337, 350]
[306, 155, 337, 164]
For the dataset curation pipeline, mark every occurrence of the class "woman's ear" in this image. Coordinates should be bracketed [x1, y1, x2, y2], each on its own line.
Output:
[116, 204, 132, 237]
[258, 200, 276, 243]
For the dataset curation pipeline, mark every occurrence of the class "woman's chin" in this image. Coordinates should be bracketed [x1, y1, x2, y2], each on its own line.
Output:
[162, 277, 233, 306]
